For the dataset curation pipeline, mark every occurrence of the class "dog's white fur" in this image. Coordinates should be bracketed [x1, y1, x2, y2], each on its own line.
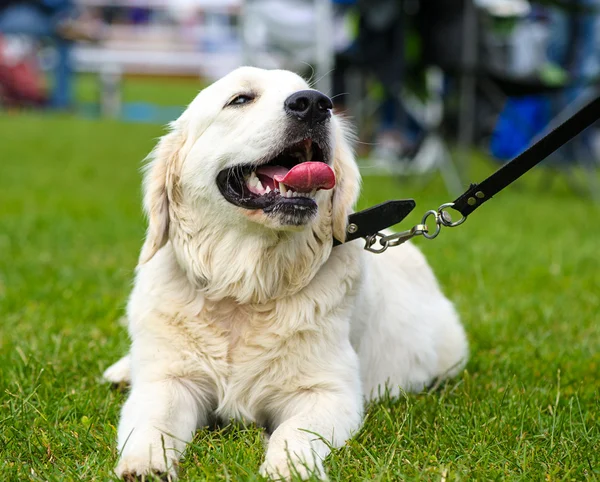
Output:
[103, 67, 468, 480]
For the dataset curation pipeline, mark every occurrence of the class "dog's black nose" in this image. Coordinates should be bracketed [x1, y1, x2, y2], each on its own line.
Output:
[284, 90, 333, 125]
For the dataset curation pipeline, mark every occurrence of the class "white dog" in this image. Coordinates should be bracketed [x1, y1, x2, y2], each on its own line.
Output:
[103, 67, 468, 481]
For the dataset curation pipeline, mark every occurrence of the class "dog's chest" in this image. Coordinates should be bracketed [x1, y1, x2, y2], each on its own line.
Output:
[181, 301, 285, 420]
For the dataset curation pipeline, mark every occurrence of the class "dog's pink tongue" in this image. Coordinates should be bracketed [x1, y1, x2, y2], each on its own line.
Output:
[274, 162, 335, 192]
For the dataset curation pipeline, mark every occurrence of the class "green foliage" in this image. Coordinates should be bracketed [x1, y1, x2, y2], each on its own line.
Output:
[0, 112, 598, 481]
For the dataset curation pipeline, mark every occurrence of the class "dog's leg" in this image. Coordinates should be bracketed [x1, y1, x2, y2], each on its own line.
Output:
[260, 390, 363, 481]
[115, 377, 208, 480]
[103, 317, 132, 385]
[103, 354, 131, 385]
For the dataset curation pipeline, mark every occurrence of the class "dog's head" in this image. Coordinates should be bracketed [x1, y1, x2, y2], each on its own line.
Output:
[138, 67, 360, 300]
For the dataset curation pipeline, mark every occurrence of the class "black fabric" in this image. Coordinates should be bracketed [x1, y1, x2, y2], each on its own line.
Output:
[0, 1, 52, 14]
[537, 0, 600, 14]
[453, 95, 600, 217]
[0, 0, 23, 9]
[417, 0, 467, 71]
[354, 0, 404, 92]
[334, 0, 405, 109]
[0, 0, 21, 8]
[333, 199, 416, 246]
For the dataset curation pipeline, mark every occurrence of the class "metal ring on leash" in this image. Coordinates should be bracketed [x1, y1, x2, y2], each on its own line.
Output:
[364, 233, 389, 253]
[421, 210, 441, 239]
[437, 203, 467, 228]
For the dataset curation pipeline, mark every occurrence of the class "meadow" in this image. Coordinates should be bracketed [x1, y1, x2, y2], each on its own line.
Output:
[1, 77, 599, 480]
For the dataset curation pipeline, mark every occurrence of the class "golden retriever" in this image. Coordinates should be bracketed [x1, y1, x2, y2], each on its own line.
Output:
[103, 67, 468, 480]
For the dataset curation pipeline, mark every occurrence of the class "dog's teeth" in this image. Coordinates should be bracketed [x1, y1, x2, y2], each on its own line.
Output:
[256, 179, 264, 191]
[265, 186, 271, 193]
[310, 189, 317, 197]
[287, 190, 293, 198]
[279, 183, 287, 195]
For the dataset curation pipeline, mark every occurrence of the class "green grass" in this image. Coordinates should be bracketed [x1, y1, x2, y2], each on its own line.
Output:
[1, 105, 599, 481]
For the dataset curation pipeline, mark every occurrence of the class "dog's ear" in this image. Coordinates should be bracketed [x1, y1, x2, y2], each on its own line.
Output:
[331, 117, 361, 243]
[138, 124, 186, 264]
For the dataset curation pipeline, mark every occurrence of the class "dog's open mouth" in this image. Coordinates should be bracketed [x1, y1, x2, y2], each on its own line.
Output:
[217, 138, 335, 220]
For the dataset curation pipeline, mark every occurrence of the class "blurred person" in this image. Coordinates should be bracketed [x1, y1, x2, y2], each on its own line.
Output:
[0, 0, 101, 108]
[547, 0, 600, 162]
[490, 0, 600, 161]
[548, 0, 600, 92]
[0, 33, 46, 106]
[333, 0, 413, 163]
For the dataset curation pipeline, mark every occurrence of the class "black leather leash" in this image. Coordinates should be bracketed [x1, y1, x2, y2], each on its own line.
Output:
[332, 199, 416, 246]
[335, 94, 600, 251]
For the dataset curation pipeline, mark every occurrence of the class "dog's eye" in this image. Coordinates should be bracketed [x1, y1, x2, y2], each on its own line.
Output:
[227, 94, 254, 107]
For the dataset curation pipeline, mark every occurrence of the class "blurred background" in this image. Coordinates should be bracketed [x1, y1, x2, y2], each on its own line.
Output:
[0, 0, 599, 195]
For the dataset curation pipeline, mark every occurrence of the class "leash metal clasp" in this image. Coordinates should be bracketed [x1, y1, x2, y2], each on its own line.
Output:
[363, 224, 428, 253]
[362, 203, 467, 254]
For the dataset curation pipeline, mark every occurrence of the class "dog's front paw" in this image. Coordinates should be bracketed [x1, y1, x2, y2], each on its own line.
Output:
[115, 455, 177, 481]
[259, 455, 327, 481]
[103, 355, 132, 385]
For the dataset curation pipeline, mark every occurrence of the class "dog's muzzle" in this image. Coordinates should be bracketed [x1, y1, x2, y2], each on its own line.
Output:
[284, 90, 333, 127]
